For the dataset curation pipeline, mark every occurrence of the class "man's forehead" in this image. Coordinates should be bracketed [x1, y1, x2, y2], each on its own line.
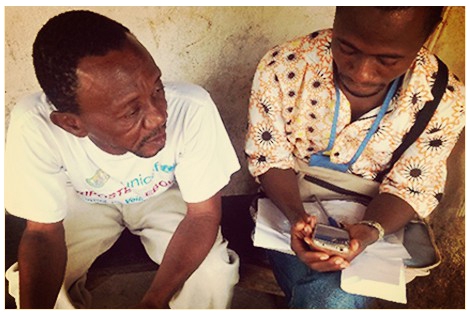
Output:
[334, 7, 430, 45]
[336, 7, 428, 29]
[74, 35, 161, 108]
[76, 36, 159, 79]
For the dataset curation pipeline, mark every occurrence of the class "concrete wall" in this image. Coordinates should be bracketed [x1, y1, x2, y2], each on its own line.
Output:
[4, 6, 465, 197]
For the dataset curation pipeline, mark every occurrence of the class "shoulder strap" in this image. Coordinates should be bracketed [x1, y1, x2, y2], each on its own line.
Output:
[375, 57, 449, 182]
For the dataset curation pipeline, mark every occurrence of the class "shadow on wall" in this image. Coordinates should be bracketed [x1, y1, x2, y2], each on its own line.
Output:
[204, 26, 273, 196]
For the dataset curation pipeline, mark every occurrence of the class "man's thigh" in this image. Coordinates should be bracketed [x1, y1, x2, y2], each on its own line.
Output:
[63, 188, 124, 288]
[122, 187, 188, 264]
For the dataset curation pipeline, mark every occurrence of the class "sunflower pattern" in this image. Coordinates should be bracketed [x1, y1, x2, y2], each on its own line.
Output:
[402, 157, 432, 183]
[255, 97, 277, 119]
[252, 120, 282, 150]
[245, 29, 465, 218]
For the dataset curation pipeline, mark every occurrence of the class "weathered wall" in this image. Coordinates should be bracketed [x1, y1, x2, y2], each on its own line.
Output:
[4, 6, 464, 197]
[427, 6, 466, 83]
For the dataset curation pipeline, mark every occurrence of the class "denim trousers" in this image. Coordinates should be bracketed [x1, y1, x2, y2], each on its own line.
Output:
[267, 249, 374, 309]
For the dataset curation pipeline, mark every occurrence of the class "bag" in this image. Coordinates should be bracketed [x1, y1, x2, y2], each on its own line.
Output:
[402, 219, 441, 277]
[294, 160, 441, 282]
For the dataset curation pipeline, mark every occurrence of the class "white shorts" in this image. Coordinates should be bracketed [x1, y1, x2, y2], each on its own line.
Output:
[6, 186, 240, 309]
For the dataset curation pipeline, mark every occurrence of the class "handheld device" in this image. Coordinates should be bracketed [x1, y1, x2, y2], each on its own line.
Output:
[312, 223, 350, 254]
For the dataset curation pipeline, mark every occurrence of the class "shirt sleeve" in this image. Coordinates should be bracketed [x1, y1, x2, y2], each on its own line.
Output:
[245, 48, 296, 178]
[5, 98, 69, 223]
[174, 90, 240, 203]
[380, 73, 465, 218]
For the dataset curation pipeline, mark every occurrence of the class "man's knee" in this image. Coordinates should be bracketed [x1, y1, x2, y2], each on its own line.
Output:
[199, 239, 240, 283]
[289, 272, 372, 309]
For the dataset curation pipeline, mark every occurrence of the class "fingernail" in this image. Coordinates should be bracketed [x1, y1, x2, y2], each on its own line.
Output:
[334, 259, 342, 265]
[319, 255, 328, 260]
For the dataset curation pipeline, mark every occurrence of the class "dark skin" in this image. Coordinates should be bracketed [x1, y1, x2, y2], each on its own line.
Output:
[332, 7, 431, 121]
[19, 34, 223, 308]
[260, 7, 435, 272]
[50, 34, 168, 158]
[18, 221, 66, 308]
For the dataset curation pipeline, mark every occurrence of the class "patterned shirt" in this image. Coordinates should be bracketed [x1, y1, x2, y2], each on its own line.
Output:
[245, 29, 465, 218]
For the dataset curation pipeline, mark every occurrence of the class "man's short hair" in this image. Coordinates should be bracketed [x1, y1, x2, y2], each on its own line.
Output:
[335, 6, 444, 41]
[33, 10, 130, 113]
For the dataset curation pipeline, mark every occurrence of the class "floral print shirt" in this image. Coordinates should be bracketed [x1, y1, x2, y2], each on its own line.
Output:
[245, 29, 465, 218]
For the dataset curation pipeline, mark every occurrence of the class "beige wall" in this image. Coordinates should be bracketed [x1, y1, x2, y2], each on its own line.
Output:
[426, 6, 465, 84]
[4, 6, 465, 196]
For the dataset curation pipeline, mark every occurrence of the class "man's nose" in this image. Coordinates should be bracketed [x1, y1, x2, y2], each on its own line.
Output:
[143, 102, 166, 129]
[350, 56, 376, 85]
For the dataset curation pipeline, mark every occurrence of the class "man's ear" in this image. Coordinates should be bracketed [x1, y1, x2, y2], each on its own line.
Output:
[50, 111, 88, 137]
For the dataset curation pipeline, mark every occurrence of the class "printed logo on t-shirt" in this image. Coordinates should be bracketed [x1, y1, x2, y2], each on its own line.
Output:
[86, 169, 110, 188]
[77, 161, 177, 205]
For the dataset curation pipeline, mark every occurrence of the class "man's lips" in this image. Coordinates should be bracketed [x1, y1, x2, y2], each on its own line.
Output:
[145, 131, 166, 145]
[339, 75, 384, 98]
[138, 127, 166, 149]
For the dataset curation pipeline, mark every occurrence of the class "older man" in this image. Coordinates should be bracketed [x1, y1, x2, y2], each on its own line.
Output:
[5, 10, 240, 309]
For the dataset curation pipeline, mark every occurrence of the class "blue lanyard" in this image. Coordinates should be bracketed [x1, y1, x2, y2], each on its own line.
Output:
[312, 78, 400, 169]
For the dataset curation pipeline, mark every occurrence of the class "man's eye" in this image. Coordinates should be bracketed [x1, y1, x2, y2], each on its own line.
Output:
[339, 44, 356, 55]
[125, 108, 139, 118]
[152, 85, 165, 98]
[155, 85, 164, 93]
[377, 57, 398, 66]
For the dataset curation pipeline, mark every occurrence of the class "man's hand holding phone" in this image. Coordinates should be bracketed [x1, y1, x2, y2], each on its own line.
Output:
[290, 215, 351, 272]
[291, 216, 369, 272]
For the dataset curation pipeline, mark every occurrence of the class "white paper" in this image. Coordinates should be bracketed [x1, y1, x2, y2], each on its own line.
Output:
[253, 198, 411, 304]
[341, 263, 408, 303]
[253, 198, 367, 253]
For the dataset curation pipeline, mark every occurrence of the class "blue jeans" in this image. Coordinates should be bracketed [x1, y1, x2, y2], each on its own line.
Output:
[267, 249, 374, 309]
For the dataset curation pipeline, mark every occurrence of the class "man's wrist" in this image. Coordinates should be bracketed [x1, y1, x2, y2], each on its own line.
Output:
[140, 291, 171, 309]
[357, 220, 385, 241]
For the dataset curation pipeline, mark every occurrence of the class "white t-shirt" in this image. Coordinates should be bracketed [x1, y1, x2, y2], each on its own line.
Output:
[5, 82, 240, 223]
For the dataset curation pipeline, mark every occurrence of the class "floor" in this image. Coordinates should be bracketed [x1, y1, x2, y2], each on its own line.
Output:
[5, 270, 287, 309]
[87, 270, 287, 309]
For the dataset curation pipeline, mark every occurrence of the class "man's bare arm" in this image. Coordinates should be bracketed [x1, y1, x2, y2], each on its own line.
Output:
[259, 168, 308, 225]
[138, 192, 222, 308]
[259, 168, 348, 270]
[18, 220, 67, 308]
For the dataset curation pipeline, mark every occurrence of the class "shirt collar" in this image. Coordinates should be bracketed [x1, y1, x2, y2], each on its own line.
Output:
[397, 47, 436, 110]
